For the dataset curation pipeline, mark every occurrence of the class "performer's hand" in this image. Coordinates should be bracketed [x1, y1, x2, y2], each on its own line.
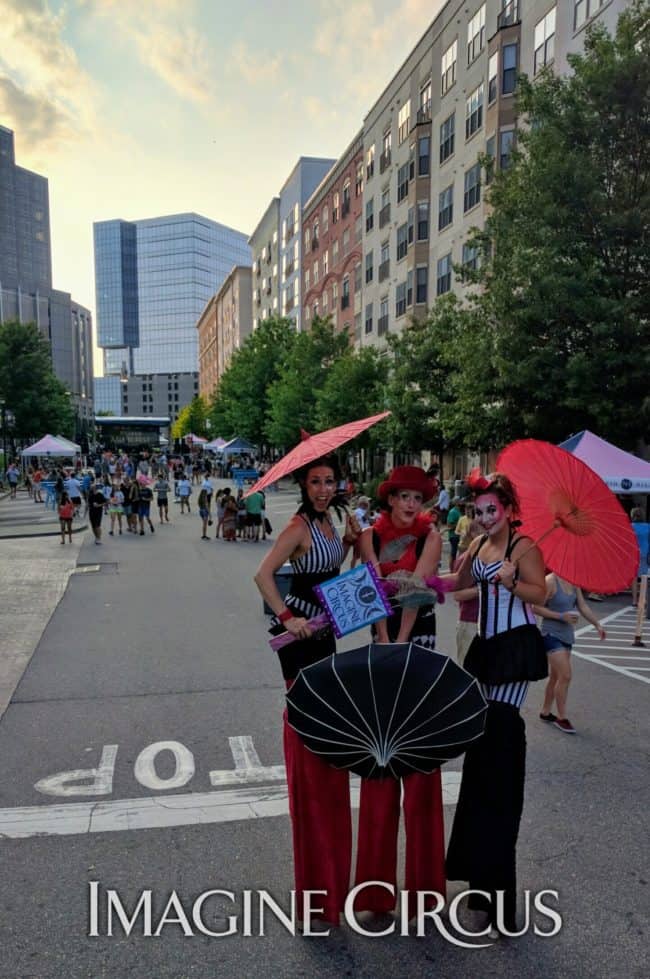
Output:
[497, 559, 517, 589]
[597, 625, 606, 640]
[375, 623, 390, 644]
[286, 616, 312, 640]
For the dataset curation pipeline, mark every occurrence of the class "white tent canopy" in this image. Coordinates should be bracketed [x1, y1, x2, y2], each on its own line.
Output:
[21, 434, 81, 457]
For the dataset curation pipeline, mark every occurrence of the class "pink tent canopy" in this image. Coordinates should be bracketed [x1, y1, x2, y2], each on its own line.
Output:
[559, 430, 650, 494]
[21, 434, 81, 457]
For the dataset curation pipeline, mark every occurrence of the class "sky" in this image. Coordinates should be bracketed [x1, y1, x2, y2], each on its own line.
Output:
[0, 0, 444, 372]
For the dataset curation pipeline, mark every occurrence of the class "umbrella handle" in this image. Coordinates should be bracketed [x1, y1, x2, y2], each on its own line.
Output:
[269, 613, 331, 651]
[493, 521, 561, 581]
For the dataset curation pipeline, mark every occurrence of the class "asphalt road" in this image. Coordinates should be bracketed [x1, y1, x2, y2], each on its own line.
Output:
[0, 484, 647, 978]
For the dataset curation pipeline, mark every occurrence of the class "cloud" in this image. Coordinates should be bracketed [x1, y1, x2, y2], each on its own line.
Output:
[0, 75, 77, 150]
[229, 41, 283, 87]
[76, 0, 213, 104]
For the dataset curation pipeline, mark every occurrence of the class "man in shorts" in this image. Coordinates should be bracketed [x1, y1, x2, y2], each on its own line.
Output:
[138, 481, 155, 535]
[244, 489, 264, 541]
[88, 480, 106, 544]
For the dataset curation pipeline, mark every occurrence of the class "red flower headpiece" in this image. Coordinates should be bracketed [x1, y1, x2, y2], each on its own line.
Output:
[466, 467, 491, 492]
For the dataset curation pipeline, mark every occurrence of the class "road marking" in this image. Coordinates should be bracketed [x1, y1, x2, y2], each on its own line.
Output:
[0, 773, 462, 839]
[35, 745, 118, 797]
[134, 741, 195, 791]
[573, 609, 650, 684]
[210, 736, 285, 786]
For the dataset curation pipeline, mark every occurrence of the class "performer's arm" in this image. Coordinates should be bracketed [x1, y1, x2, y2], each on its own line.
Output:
[500, 539, 546, 605]
[395, 529, 442, 643]
[360, 528, 390, 643]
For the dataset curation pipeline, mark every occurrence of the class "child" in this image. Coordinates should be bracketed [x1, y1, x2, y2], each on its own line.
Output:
[108, 483, 124, 535]
[198, 485, 210, 540]
[58, 492, 74, 544]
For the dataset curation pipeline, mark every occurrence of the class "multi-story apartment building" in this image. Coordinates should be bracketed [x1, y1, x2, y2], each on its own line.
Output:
[250, 157, 335, 333]
[0, 125, 94, 436]
[302, 131, 365, 340]
[197, 265, 253, 400]
[353, 0, 630, 348]
[249, 198, 280, 330]
[93, 212, 250, 419]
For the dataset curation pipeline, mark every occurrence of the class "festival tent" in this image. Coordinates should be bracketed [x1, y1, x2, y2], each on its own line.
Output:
[21, 434, 81, 457]
[219, 436, 258, 457]
[205, 437, 227, 451]
[184, 433, 207, 445]
[559, 430, 650, 494]
[55, 435, 83, 453]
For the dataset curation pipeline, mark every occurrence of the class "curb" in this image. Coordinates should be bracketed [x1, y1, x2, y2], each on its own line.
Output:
[0, 522, 89, 541]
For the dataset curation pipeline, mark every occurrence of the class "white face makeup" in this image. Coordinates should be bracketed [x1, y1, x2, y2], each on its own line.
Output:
[474, 493, 510, 535]
[389, 489, 424, 526]
[305, 466, 336, 511]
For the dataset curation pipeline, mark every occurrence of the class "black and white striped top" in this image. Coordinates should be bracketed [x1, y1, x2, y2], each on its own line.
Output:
[471, 532, 536, 709]
[271, 516, 345, 622]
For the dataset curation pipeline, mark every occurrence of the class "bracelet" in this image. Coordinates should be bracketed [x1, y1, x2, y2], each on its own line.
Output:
[278, 608, 293, 623]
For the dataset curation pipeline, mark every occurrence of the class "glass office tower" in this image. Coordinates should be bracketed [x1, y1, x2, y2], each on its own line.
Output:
[94, 212, 251, 376]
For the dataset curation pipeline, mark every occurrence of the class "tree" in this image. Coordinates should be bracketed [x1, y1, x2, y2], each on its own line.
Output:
[0, 321, 74, 441]
[463, 2, 650, 447]
[264, 317, 350, 446]
[209, 317, 297, 443]
[171, 396, 209, 439]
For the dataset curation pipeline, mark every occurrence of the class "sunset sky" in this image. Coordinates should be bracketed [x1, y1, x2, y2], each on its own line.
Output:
[0, 0, 444, 372]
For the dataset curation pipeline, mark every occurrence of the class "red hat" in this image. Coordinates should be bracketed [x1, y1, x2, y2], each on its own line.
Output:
[377, 466, 437, 503]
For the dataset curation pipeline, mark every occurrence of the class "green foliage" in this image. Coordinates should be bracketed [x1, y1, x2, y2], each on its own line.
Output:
[0, 320, 74, 439]
[171, 395, 209, 439]
[314, 346, 388, 431]
[209, 317, 297, 443]
[264, 317, 350, 446]
[462, 2, 650, 447]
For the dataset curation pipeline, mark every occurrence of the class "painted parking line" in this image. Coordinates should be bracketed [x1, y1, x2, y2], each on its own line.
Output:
[0, 773, 462, 840]
[573, 608, 650, 685]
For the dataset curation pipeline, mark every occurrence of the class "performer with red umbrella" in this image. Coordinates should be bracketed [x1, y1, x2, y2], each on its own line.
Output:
[445, 469, 547, 937]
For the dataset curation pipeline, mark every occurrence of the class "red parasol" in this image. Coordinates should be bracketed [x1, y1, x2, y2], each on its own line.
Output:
[244, 411, 391, 497]
[496, 439, 639, 594]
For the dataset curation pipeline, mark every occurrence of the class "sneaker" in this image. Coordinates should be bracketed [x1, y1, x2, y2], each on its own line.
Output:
[554, 718, 576, 734]
[140, 530, 145, 536]
[109, 530, 114, 535]
[540, 712, 557, 723]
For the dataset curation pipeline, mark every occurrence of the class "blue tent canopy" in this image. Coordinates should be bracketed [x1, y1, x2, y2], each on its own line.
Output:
[219, 436, 258, 457]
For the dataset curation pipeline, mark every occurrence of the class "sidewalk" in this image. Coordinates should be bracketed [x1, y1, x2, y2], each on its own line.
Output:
[0, 487, 87, 539]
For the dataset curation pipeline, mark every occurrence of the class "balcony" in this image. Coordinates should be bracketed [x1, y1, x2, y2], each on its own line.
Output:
[378, 260, 390, 283]
[265, 283, 272, 295]
[341, 294, 350, 310]
[255, 260, 261, 276]
[255, 291, 261, 306]
[497, 0, 520, 29]
[285, 260, 294, 277]
[378, 314, 389, 335]
[266, 244, 272, 263]
[285, 224, 295, 242]
[416, 105, 432, 125]
[379, 203, 391, 229]
[341, 198, 351, 218]
[380, 149, 391, 173]
[311, 236, 319, 251]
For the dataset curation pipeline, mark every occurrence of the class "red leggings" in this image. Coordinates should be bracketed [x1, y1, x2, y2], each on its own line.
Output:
[354, 772, 446, 918]
[283, 711, 352, 925]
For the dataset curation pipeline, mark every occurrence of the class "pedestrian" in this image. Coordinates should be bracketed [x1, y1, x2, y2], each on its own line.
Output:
[198, 485, 211, 539]
[154, 471, 170, 524]
[108, 482, 124, 535]
[244, 489, 264, 541]
[534, 575, 606, 734]
[446, 471, 546, 936]
[451, 518, 481, 665]
[58, 491, 74, 544]
[446, 496, 463, 569]
[32, 466, 43, 503]
[436, 483, 450, 526]
[201, 476, 213, 516]
[354, 466, 445, 919]
[7, 462, 19, 499]
[64, 473, 83, 517]
[138, 480, 155, 535]
[236, 489, 247, 539]
[88, 479, 106, 545]
[253, 456, 359, 927]
[222, 491, 238, 541]
[350, 496, 372, 567]
[178, 475, 192, 513]
[630, 507, 650, 609]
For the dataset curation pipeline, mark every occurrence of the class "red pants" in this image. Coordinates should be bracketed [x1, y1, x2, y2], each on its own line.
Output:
[283, 711, 352, 925]
[354, 771, 446, 918]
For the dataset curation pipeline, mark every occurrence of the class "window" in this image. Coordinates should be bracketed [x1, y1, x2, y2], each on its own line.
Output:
[322, 206, 329, 234]
[333, 280, 339, 305]
[464, 163, 481, 212]
[322, 290, 329, 314]
[397, 222, 408, 260]
[575, 0, 602, 29]
[380, 240, 390, 265]
[333, 191, 339, 223]
[342, 180, 351, 217]
[419, 80, 432, 120]
[343, 227, 350, 255]
[304, 229, 310, 251]
[397, 162, 409, 203]
[378, 297, 389, 335]
[381, 129, 392, 172]
[416, 266, 428, 305]
[500, 129, 515, 170]
[342, 277, 350, 308]
[438, 185, 453, 230]
[437, 254, 452, 295]
[366, 144, 375, 179]
[462, 242, 479, 271]
[488, 52, 498, 104]
[366, 198, 374, 232]
[485, 134, 496, 183]
[355, 214, 363, 243]
[534, 6, 556, 74]
[396, 282, 407, 318]
[323, 249, 329, 275]
[418, 136, 430, 176]
[365, 250, 374, 283]
[365, 303, 373, 333]
[466, 82, 484, 139]
[332, 239, 339, 263]
[354, 263, 362, 293]
[417, 202, 429, 241]
[355, 162, 364, 196]
[305, 268, 310, 292]
[467, 4, 486, 64]
[379, 186, 391, 228]
[379, 241, 390, 281]
[440, 113, 455, 163]
[383, 129, 392, 155]
[313, 260, 319, 284]
[398, 100, 411, 143]
[441, 39, 457, 95]
[502, 43, 517, 94]
[407, 269, 414, 306]
[312, 219, 319, 248]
